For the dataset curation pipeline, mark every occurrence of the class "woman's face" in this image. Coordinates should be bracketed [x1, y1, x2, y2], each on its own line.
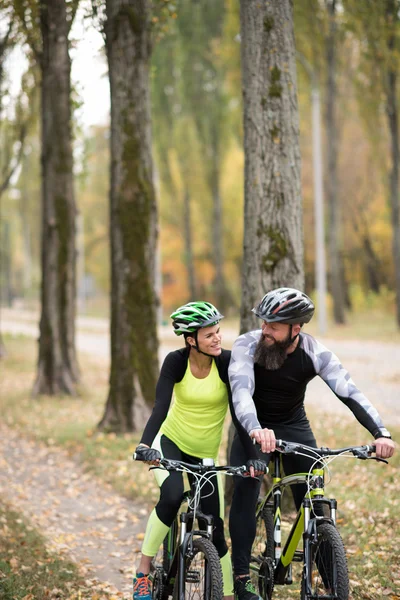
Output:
[189, 324, 222, 356]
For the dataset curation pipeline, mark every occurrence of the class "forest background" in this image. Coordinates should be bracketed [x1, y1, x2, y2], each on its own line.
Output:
[1, 0, 398, 324]
[1, 2, 400, 597]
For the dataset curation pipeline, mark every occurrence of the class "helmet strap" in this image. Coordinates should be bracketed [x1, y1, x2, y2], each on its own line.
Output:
[288, 324, 300, 345]
[189, 330, 215, 359]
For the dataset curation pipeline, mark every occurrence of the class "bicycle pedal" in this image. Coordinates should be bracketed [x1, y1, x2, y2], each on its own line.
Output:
[185, 570, 201, 583]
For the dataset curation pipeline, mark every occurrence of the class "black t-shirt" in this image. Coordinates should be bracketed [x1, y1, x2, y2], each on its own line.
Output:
[253, 341, 315, 426]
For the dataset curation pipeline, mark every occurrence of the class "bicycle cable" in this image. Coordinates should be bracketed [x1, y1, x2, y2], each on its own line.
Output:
[304, 450, 361, 516]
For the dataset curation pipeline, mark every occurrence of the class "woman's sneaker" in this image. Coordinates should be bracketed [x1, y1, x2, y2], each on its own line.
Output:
[133, 572, 152, 600]
[234, 577, 262, 600]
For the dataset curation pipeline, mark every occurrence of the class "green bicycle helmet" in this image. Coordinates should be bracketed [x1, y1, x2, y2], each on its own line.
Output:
[170, 301, 224, 336]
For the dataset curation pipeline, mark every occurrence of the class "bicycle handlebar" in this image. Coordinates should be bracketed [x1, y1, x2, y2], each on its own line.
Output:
[133, 454, 248, 476]
[275, 439, 387, 463]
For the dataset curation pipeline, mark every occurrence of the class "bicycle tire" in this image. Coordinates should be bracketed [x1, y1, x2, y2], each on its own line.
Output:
[301, 522, 348, 600]
[174, 537, 223, 600]
[250, 502, 274, 600]
[152, 520, 178, 600]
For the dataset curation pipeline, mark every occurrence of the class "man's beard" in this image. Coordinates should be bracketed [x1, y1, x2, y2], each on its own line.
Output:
[254, 329, 293, 370]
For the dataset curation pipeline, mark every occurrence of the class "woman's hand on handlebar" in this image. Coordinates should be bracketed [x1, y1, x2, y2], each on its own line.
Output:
[250, 427, 276, 454]
[134, 444, 161, 465]
[245, 458, 268, 478]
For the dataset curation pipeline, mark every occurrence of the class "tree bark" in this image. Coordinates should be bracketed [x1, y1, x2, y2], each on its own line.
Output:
[325, 0, 346, 324]
[33, 0, 79, 396]
[183, 186, 196, 300]
[385, 0, 400, 326]
[239, 0, 304, 334]
[99, 0, 159, 432]
[209, 144, 230, 312]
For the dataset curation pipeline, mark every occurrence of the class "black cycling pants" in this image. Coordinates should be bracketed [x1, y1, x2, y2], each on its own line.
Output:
[155, 434, 228, 559]
[229, 424, 317, 576]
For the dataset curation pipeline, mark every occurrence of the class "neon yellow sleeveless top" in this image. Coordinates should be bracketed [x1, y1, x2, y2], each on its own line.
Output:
[160, 360, 228, 460]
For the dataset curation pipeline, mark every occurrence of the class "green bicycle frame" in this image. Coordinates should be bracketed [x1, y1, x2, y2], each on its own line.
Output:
[256, 452, 337, 586]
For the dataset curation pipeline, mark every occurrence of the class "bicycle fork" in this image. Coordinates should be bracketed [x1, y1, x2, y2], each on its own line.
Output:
[273, 468, 338, 588]
[177, 512, 214, 600]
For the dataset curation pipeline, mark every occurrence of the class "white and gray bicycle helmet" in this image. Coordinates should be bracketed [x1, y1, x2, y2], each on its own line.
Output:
[252, 288, 314, 325]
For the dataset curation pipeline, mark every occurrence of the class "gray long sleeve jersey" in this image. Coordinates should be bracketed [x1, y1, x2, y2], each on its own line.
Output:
[228, 330, 390, 439]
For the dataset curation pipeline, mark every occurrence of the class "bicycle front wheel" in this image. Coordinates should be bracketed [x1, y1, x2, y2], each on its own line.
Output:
[250, 502, 274, 600]
[301, 522, 348, 600]
[152, 518, 178, 600]
[179, 537, 223, 600]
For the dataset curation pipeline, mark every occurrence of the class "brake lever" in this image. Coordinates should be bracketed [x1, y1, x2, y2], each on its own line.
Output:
[353, 450, 388, 464]
[370, 456, 389, 464]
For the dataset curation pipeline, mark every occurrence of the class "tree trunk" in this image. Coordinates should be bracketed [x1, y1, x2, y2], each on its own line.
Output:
[2, 222, 13, 306]
[20, 155, 33, 298]
[239, 0, 304, 334]
[325, 0, 345, 324]
[363, 235, 382, 294]
[208, 145, 231, 313]
[33, 0, 79, 396]
[99, 0, 159, 432]
[183, 186, 196, 300]
[385, 0, 400, 326]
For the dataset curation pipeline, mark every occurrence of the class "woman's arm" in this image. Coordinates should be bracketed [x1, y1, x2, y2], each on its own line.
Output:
[140, 350, 187, 446]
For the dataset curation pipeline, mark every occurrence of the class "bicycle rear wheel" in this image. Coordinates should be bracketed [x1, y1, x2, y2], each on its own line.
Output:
[301, 522, 348, 600]
[250, 502, 274, 600]
[178, 537, 223, 600]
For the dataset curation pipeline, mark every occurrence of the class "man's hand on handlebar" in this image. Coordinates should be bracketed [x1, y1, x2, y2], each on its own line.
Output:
[134, 444, 161, 465]
[250, 427, 276, 454]
[374, 437, 395, 460]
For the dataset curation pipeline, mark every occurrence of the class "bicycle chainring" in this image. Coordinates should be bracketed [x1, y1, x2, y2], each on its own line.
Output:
[259, 557, 274, 600]
[151, 567, 164, 600]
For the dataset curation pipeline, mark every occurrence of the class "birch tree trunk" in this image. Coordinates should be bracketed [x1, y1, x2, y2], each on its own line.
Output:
[99, 0, 159, 432]
[33, 0, 79, 396]
[385, 0, 400, 327]
[325, 0, 345, 324]
[183, 187, 196, 300]
[208, 144, 228, 311]
[239, 0, 303, 334]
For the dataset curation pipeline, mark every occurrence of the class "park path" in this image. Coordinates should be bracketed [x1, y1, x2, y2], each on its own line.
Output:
[2, 307, 400, 424]
[0, 421, 148, 598]
[1, 308, 400, 598]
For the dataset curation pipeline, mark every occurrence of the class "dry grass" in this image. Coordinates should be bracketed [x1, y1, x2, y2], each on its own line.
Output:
[1, 332, 400, 599]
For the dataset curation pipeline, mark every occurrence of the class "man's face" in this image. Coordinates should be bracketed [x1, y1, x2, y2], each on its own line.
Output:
[261, 321, 292, 346]
[254, 320, 301, 370]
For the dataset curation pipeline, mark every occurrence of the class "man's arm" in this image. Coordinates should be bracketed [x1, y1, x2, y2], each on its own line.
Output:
[228, 330, 277, 454]
[228, 330, 262, 433]
[302, 335, 395, 458]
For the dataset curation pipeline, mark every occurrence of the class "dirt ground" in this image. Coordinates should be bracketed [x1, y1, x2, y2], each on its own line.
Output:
[1, 308, 399, 597]
[0, 422, 149, 598]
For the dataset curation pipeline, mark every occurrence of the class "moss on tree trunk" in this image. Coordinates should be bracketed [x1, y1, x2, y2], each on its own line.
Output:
[99, 0, 159, 433]
[239, 0, 304, 334]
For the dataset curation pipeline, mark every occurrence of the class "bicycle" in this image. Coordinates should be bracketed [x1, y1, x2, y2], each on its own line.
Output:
[249, 439, 388, 600]
[134, 454, 246, 600]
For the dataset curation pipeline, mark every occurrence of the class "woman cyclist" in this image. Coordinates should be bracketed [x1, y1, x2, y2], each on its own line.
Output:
[133, 301, 258, 600]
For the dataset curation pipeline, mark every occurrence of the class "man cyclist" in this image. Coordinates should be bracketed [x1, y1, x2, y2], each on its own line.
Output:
[228, 287, 395, 600]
